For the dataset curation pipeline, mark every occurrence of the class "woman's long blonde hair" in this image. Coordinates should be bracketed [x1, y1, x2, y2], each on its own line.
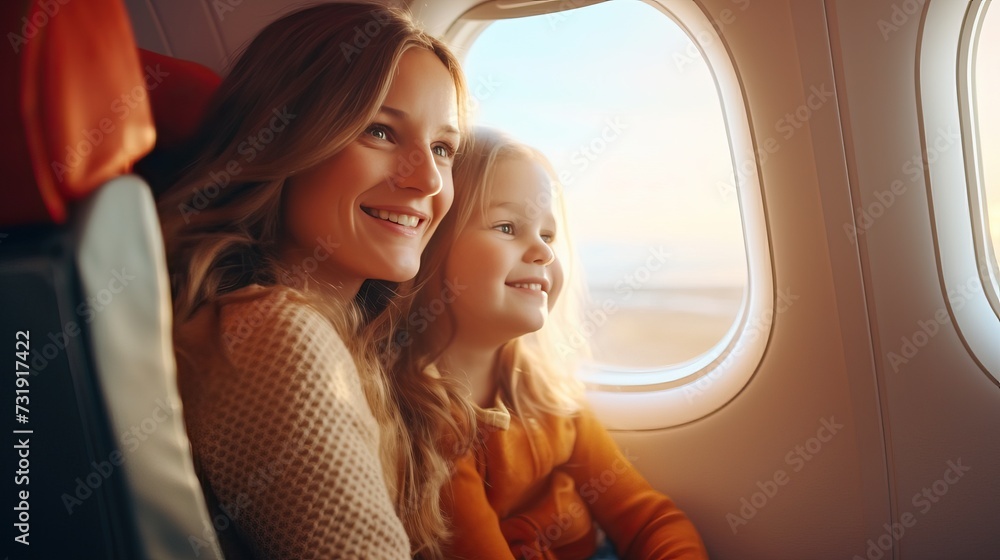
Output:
[156, 3, 467, 557]
[395, 128, 589, 492]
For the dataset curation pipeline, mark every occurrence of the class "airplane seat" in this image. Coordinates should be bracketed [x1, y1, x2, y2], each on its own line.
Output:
[0, 0, 221, 557]
[134, 48, 221, 195]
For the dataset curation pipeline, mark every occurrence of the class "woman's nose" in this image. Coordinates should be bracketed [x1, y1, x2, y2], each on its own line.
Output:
[392, 145, 443, 195]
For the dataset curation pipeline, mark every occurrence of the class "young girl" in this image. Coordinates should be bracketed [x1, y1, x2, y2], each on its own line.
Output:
[396, 128, 709, 559]
[157, 4, 468, 558]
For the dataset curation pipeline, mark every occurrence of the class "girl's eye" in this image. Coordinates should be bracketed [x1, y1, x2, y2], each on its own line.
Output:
[494, 223, 514, 235]
[541, 233, 555, 243]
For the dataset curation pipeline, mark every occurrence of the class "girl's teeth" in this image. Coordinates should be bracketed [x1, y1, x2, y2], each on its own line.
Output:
[512, 283, 542, 291]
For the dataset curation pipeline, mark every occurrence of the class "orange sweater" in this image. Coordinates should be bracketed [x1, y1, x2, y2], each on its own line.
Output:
[442, 398, 708, 559]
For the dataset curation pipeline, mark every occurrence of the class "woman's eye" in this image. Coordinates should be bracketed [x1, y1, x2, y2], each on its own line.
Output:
[494, 223, 514, 235]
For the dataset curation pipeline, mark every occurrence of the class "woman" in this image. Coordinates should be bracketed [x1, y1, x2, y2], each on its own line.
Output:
[156, 4, 466, 558]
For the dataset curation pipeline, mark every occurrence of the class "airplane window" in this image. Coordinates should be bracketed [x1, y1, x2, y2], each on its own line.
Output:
[974, 2, 1000, 289]
[460, 0, 748, 370]
[919, 0, 1000, 381]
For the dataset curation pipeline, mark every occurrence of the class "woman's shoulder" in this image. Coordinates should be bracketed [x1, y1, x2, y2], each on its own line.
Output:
[217, 285, 332, 339]
[215, 285, 352, 368]
[174, 287, 405, 559]
[176, 284, 375, 439]
[214, 284, 318, 328]
[174, 284, 355, 385]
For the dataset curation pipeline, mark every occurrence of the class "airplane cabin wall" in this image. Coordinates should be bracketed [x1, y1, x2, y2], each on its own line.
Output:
[826, 0, 1000, 557]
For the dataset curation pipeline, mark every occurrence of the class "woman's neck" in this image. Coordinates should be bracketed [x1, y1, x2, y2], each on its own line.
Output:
[278, 245, 363, 303]
[438, 342, 503, 408]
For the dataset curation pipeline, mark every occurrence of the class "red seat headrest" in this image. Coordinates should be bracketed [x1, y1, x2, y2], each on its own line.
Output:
[139, 49, 221, 153]
[0, 0, 156, 227]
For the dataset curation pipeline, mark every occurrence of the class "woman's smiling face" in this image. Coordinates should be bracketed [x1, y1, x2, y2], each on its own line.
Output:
[281, 47, 460, 292]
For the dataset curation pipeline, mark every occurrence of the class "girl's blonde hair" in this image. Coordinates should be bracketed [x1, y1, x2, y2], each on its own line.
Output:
[156, 3, 467, 557]
[396, 128, 588, 478]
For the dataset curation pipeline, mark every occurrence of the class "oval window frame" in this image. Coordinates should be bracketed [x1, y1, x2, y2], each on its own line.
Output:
[444, 0, 774, 429]
[917, 0, 1000, 382]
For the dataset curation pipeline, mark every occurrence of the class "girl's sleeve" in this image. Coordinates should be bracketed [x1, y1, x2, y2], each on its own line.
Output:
[190, 294, 411, 559]
[563, 409, 709, 560]
[441, 452, 518, 559]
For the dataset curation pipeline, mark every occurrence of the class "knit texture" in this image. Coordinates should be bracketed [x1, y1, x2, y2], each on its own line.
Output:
[175, 286, 410, 560]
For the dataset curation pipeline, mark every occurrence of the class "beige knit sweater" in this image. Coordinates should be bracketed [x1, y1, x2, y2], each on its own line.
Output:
[174, 285, 410, 559]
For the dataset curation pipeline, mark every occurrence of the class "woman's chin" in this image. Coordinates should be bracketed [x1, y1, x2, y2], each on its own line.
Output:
[374, 263, 421, 283]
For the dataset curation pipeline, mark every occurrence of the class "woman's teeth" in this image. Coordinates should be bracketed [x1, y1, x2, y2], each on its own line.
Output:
[364, 208, 420, 227]
[510, 283, 543, 292]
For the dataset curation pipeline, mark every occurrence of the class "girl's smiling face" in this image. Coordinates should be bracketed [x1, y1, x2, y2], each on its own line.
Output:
[444, 156, 563, 347]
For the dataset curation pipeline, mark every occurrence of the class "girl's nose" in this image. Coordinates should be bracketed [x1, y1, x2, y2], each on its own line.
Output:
[526, 237, 555, 266]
